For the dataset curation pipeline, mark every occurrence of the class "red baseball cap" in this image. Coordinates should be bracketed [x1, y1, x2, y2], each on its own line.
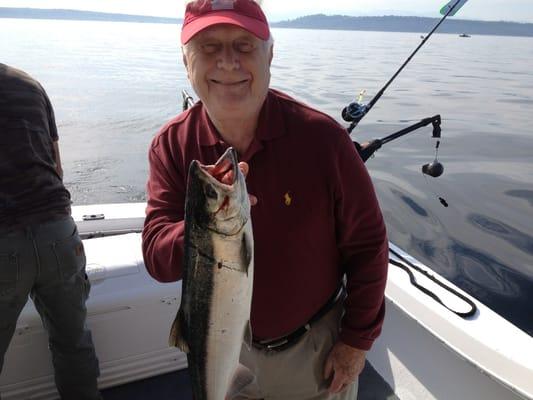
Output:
[181, 0, 270, 44]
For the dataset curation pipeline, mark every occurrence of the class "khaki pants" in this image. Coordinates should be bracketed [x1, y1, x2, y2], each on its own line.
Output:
[234, 301, 358, 400]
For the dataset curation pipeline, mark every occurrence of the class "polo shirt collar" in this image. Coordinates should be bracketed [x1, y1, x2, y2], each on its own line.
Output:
[198, 89, 287, 147]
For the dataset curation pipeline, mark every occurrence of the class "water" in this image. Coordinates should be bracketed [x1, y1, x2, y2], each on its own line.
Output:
[1, 19, 532, 336]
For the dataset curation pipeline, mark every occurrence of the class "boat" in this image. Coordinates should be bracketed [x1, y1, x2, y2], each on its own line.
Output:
[459, 33, 471, 37]
[0, 204, 186, 400]
[1, 201, 532, 400]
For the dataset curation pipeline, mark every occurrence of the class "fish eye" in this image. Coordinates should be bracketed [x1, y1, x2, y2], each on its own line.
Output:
[205, 184, 218, 200]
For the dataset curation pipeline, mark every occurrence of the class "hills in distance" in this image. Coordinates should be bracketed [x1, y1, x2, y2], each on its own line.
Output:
[1, 8, 533, 37]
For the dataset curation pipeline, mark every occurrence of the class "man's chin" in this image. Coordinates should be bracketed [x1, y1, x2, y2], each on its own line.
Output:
[212, 97, 251, 113]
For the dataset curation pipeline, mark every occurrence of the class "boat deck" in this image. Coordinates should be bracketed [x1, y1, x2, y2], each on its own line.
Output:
[101, 361, 398, 399]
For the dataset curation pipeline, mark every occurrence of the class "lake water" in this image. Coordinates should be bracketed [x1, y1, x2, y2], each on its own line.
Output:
[1, 18, 532, 336]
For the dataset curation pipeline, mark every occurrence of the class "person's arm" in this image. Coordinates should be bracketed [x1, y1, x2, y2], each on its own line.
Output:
[142, 136, 187, 282]
[335, 131, 388, 349]
[52, 140, 64, 180]
[43, 88, 63, 179]
[324, 128, 389, 393]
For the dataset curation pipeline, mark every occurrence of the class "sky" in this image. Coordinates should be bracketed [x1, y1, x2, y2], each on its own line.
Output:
[0, 0, 532, 23]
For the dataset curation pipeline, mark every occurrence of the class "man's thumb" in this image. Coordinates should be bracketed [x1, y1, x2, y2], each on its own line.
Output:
[323, 355, 333, 380]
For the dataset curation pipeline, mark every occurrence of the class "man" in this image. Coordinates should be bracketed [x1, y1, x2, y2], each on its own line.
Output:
[142, 0, 388, 398]
[0, 63, 102, 400]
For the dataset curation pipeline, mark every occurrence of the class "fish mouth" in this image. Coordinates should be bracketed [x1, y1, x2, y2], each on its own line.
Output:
[193, 147, 240, 188]
[187, 148, 248, 234]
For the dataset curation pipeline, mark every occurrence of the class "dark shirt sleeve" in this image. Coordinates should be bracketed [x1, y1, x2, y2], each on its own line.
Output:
[41, 84, 58, 141]
[142, 132, 187, 282]
[333, 130, 389, 351]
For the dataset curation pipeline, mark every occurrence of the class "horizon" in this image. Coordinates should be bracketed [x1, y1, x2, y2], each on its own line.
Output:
[0, 1, 533, 24]
[1, 7, 532, 26]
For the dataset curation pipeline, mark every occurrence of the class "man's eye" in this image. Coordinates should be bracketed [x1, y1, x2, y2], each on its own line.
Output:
[202, 44, 219, 53]
[236, 42, 254, 53]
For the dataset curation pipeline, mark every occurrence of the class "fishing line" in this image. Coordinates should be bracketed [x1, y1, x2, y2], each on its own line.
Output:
[422, 139, 449, 207]
[423, 173, 449, 208]
[343, 0, 469, 132]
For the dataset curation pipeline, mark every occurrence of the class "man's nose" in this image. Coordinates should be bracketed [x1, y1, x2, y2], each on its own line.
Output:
[217, 45, 240, 70]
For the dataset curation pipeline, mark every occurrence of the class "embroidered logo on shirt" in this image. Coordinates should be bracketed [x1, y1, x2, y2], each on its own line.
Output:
[211, 0, 235, 10]
[284, 192, 292, 206]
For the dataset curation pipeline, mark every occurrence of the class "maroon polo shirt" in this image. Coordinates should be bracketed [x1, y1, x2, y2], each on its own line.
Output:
[142, 89, 388, 350]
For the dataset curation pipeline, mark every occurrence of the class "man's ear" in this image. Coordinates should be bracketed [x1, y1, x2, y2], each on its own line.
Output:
[182, 52, 190, 78]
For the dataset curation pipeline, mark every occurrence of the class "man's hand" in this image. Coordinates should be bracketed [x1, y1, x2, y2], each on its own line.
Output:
[209, 161, 257, 205]
[323, 341, 366, 394]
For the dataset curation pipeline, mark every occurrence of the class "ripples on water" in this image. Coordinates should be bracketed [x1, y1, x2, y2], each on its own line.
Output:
[1, 19, 532, 336]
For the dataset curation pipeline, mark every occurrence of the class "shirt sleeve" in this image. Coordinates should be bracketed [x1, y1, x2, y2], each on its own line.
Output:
[40, 84, 58, 141]
[333, 130, 389, 351]
[142, 133, 187, 282]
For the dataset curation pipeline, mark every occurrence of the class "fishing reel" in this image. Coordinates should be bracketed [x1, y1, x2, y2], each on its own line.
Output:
[342, 101, 368, 123]
[342, 89, 368, 125]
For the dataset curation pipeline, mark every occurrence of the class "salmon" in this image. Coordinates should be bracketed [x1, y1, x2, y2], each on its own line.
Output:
[170, 147, 254, 400]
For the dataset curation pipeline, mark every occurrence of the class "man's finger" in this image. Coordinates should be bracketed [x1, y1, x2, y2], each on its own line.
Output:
[238, 162, 249, 177]
[220, 170, 234, 185]
[323, 356, 333, 380]
[328, 371, 344, 394]
[219, 162, 249, 185]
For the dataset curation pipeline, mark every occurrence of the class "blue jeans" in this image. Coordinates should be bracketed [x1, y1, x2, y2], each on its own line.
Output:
[0, 217, 102, 400]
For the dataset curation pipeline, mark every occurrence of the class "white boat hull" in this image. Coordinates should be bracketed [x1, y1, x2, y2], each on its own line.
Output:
[0, 232, 186, 400]
[1, 204, 531, 400]
[368, 244, 533, 400]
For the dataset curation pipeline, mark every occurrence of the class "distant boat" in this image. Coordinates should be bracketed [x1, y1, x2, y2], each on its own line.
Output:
[459, 33, 471, 37]
[420, 35, 425, 39]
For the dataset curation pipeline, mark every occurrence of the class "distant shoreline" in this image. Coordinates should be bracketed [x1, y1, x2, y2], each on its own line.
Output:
[0, 8, 180, 24]
[2, 8, 533, 37]
[273, 14, 533, 38]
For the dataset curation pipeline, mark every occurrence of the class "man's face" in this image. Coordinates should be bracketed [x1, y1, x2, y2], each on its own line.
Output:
[183, 24, 273, 120]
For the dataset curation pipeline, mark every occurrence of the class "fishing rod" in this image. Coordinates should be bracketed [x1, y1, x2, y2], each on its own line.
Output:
[343, 0, 469, 133]
[358, 115, 441, 164]
[181, 90, 444, 176]
[182, 90, 195, 111]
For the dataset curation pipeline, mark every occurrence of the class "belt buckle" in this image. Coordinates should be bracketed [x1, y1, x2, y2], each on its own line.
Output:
[265, 338, 289, 351]
[257, 323, 311, 352]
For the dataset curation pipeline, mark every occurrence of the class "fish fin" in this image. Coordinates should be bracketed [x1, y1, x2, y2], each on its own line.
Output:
[241, 230, 253, 276]
[226, 363, 256, 399]
[169, 308, 190, 353]
[243, 320, 253, 351]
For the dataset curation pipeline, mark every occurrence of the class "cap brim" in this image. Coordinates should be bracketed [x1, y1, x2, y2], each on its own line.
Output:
[181, 12, 270, 44]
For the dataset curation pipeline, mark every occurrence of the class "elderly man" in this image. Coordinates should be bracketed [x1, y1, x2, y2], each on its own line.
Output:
[142, 0, 389, 398]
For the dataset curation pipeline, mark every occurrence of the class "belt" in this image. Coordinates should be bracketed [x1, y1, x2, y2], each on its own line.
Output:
[252, 285, 345, 352]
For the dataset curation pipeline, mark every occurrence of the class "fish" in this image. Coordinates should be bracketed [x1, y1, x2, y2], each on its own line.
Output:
[170, 147, 255, 400]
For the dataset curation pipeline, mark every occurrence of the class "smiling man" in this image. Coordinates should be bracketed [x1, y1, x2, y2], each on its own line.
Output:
[180, 0, 272, 156]
[142, 0, 389, 399]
